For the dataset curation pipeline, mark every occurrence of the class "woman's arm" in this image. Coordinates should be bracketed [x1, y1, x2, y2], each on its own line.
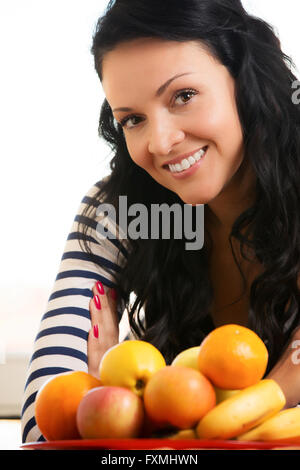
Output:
[265, 326, 300, 408]
[21, 181, 129, 443]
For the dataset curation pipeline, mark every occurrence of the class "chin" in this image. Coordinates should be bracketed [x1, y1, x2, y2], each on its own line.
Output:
[176, 182, 222, 206]
[178, 193, 212, 206]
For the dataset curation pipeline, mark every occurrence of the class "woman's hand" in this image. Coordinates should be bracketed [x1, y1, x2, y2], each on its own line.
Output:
[265, 326, 300, 408]
[87, 281, 119, 378]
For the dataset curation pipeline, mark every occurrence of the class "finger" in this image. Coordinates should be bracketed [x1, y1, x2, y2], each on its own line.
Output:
[87, 327, 102, 378]
[93, 282, 119, 324]
[91, 282, 119, 339]
[89, 282, 108, 328]
[92, 284, 111, 327]
[87, 323, 99, 347]
[109, 287, 118, 304]
[108, 288, 119, 317]
[107, 288, 119, 323]
[89, 296, 101, 337]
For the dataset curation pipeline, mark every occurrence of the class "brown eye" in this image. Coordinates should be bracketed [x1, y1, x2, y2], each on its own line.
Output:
[174, 89, 198, 105]
[120, 115, 142, 129]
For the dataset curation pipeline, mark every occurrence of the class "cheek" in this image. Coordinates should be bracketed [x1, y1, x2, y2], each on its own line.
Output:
[125, 140, 146, 168]
[198, 102, 243, 157]
[187, 97, 226, 142]
[212, 95, 244, 154]
[222, 115, 244, 162]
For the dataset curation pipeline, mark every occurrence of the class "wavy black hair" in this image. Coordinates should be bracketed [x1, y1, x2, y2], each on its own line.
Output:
[78, 0, 300, 372]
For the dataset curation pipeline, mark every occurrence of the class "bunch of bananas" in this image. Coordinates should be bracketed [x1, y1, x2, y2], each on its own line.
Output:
[167, 380, 300, 441]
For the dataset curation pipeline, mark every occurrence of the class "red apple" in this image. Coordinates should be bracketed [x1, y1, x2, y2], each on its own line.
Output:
[76, 386, 144, 439]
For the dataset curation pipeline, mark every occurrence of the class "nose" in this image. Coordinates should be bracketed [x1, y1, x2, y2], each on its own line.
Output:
[147, 118, 185, 156]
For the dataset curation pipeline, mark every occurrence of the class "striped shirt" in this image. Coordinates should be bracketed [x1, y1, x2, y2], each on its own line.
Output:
[21, 179, 131, 443]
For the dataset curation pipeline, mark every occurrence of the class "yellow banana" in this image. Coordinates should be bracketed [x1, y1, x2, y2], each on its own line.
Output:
[237, 407, 300, 441]
[196, 379, 286, 440]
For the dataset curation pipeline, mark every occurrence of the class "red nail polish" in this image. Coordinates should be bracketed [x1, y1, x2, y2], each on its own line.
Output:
[93, 295, 101, 309]
[93, 324, 99, 338]
[110, 288, 117, 301]
[96, 281, 105, 295]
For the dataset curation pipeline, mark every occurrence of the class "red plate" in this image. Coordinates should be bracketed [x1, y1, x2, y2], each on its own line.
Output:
[21, 437, 300, 450]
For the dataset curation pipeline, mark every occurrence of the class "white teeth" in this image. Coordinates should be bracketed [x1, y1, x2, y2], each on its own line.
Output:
[168, 147, 206, 173]
[181, 159, 190, 170]
[188, 156, 196, 165]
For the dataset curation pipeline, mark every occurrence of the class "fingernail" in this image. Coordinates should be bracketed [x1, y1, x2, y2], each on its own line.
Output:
[96, 281, 105, 295]
[110, 288, 117, 301]
[93, 295, 101, 310]
[93, 324, 99, 338]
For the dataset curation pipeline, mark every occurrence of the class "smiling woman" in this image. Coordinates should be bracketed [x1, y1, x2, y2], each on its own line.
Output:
[21, 0, 300, 443]
[85, 0, 300, 363]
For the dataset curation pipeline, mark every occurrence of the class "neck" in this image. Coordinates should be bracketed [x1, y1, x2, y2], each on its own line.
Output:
[205, 159, 256, 240]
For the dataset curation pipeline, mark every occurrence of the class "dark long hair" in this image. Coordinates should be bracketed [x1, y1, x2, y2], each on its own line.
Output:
[78, 0, 300, 371]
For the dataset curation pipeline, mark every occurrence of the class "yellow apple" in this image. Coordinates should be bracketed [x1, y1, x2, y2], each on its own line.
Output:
[99, 340, 166, 397]
[171, 346, 200, 370]
[214, 386, 240, 404]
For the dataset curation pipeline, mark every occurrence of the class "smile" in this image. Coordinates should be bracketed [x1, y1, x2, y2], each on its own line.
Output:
[168, 147, 207, 173]
[164, 146, 208, 180]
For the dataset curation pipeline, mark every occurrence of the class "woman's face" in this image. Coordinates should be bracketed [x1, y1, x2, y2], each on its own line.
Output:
[102, 38, 245, 206]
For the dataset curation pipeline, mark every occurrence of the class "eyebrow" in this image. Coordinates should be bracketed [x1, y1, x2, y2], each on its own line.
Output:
[112, 72, 194, 113]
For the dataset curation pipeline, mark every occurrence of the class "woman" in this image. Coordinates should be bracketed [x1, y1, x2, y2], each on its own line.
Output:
[21, 0, 300, 443]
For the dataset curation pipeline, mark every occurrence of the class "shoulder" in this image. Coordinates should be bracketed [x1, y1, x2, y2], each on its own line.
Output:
[79, 175, 111, 207]
[76, 176, 114, 226]
[76, 176, 131, 255]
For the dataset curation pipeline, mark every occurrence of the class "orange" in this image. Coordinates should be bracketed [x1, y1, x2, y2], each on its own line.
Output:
[144, 366, 216, 429]
[35, 371, 101, 440]
[197, 324, 269, 390]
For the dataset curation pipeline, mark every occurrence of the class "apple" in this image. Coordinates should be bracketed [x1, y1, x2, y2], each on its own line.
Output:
[171, 346, 200, 370]
[76, 386, 144, 439]
[99, 340, 166, 397]
[214, 386, 241, 404]
[144, 366, 216, 429]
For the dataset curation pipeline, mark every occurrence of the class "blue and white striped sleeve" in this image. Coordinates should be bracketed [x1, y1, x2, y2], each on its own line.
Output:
[21, 180, 130, 443]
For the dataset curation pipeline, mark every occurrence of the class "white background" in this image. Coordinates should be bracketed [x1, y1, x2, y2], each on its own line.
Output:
[0, 0, 300, 364]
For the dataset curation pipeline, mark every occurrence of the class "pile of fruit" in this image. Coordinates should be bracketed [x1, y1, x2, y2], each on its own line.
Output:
[35, 324, 300, 442]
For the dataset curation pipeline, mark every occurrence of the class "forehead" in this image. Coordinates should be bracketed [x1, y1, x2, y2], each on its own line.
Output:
[101, 38, 221, 100]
